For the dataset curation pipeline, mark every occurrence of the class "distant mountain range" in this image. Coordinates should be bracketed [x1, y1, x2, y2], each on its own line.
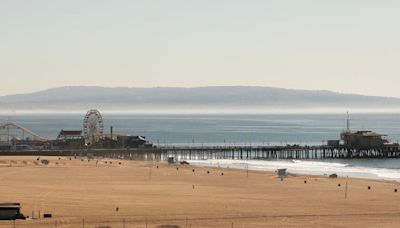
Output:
[0, 86, 399, 113]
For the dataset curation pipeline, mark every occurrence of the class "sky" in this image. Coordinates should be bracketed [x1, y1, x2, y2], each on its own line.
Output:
[0, 0, 399, 97]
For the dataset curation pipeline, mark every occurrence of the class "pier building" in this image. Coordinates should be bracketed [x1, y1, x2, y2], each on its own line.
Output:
[57, 130, 83, 141]
[341, 130, 389, 148]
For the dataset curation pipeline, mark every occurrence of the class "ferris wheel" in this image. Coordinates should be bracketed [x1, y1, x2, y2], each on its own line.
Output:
[83, 109, 104, 145]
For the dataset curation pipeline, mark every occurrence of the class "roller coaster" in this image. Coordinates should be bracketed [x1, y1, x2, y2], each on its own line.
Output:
[0, 122, 48, 143]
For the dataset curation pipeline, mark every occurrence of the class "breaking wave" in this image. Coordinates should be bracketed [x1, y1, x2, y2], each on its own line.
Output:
[187, 159, 400, 181]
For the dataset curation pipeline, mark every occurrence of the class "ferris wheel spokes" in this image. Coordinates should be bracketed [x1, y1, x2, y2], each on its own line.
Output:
[83, 109, 104, 145]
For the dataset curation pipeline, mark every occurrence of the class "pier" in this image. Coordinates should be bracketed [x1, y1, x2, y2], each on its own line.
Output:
[1, 144, 400, 161]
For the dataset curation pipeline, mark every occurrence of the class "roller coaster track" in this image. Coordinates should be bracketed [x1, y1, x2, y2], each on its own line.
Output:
[0, 122, 48, 142]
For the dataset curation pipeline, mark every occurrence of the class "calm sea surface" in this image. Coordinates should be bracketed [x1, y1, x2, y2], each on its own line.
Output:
[1, 113, 400, 180]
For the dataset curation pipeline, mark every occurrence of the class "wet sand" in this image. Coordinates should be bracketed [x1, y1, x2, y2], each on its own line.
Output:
[0, 156, 399, 227]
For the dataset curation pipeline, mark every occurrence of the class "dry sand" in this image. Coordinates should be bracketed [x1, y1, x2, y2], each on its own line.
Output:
[0, 156, 399, 228]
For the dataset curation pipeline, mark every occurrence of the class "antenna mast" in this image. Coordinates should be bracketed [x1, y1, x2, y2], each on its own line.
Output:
[346, 111, 350, 133]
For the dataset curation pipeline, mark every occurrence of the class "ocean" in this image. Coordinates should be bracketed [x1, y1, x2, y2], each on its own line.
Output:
[1, 113, 400, 180]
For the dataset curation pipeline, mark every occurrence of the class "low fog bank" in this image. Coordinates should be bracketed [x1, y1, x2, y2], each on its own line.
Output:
[1, 86, 400, 114]
[1, 107, 400, 115]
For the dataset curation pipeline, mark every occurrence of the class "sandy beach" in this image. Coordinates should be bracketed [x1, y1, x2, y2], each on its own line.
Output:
[0, 156, 399, 228]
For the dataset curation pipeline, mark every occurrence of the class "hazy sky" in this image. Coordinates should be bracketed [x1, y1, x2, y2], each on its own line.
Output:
[1, 1, 399, 97]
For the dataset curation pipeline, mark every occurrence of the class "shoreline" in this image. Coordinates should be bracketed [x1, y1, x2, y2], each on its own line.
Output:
[187, 158, 400, 182]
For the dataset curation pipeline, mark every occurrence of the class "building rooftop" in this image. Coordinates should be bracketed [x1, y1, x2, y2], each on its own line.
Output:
[0, 203, 21, 209]
[351, 131, 387, 137]
[59, 130, 82, 136]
